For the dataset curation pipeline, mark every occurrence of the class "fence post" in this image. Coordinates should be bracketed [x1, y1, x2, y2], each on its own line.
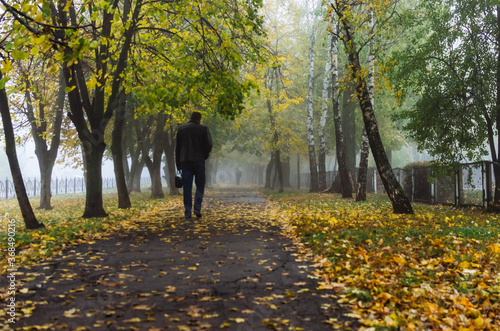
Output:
[455, 166, 463, 206]
[484, 161, 492, 208]
[33, 178, 37, 197]
[5, 178, 8, 199]
[56, 178, 58, 195]
[411, 167, 415, 202]
[430, 168, 435, 204]
[65, 178, 68, 194]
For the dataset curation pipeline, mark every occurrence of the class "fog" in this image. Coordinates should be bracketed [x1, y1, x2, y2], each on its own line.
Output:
[0, 138, 434, 185]
[0, 141, 115, 181]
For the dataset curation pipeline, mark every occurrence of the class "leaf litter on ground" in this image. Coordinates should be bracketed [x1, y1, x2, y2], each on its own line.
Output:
[266, 190, 500, 330]
[1, 189, 361, 330]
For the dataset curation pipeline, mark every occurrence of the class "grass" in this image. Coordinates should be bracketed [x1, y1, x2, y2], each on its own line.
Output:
[0, 190, 181, 272]
[264, 188, 500, 330]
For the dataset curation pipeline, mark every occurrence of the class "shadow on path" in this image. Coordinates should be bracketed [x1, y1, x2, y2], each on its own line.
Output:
[1, 188, 358, 330]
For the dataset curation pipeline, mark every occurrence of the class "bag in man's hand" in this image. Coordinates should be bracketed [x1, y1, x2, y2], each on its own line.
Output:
[175, 175, 183, 188]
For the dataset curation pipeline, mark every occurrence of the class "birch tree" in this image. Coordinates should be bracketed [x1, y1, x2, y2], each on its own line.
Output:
[330, 0, 413, 213]
[305, 0, 320, 192]
[356, 8, 374, 202]
[318, 34, 333, 191]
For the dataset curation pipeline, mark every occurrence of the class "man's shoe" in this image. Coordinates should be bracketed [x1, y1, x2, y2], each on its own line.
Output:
[194, 211, 202, 218]
[184, 214, 192, 220]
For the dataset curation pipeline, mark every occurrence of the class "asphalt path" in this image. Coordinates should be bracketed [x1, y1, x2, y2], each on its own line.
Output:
[1, 189, 358, 330]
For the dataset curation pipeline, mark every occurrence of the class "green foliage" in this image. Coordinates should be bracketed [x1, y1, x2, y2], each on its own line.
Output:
[389, 0, 498, 163]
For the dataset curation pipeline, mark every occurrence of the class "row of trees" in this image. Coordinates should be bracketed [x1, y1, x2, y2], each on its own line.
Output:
[0, 0, 266, 228]
[221, 0, 414, 212]
[2, 0, 499, 229]
[224, 0, 500, 213]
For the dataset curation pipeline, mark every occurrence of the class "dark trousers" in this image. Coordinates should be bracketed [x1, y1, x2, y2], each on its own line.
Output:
[180, 161, 206, 217]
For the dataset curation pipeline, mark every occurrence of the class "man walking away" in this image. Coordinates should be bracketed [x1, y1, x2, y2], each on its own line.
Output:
[175, 112, 212, 219]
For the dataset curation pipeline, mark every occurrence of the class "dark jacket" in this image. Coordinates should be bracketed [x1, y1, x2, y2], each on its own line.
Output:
[175, 120, 212, 169]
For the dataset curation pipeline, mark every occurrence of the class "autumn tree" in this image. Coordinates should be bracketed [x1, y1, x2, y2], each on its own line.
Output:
[304, 0, 321, 192]
[9, 59, 65, 210]
[1, 0, 265, 217]
[330, 0, 413, 213]
[0, 0, 146, 217]
[0, 9, 45, 228]
[126, 0, 266, 195]
[0, 72, 44, 229]
[318, 24, 336, 191]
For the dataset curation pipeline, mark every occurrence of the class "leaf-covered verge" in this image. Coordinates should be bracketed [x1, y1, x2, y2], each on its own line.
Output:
[265, 189, 500, 330]
[0, 192, 179, 274]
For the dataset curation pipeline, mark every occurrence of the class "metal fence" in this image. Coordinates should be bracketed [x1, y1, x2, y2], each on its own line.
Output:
[296, 161, 496, 209]
[0, 176, 153, 199]
[390, 161, 495, 208]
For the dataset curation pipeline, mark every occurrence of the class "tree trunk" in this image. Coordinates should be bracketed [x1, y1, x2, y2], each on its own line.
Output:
[297, 154, 301, 189]
[327, 20, 352, 198]
[494, 5, 500, 207]
[356, 10, 375, 201]
[274, 149, 284, 193]
[205, 160, 213, 187]
[336, 6, 413, 214]
[128, 118, 142, 193]
[82, 141, 108, 217]
[318, 34, 333, 191]
[342, 80, 356, 191]
[111, 92, 131, 209]
[306, 24, 319, 192]
[131, 161, 143, 192]
[257, 163, 264, 186]
[265, 153, 275, 189]
[282, 156, 291, 187]
[110, 0, 135, 207]
[213, 159, 220, 185]
[0, 73, 44, 229]
[266, 94, 284, 192]
[141, 114, 165, 198]
[356, 130, 369, 201]
[332, 90, 352, 198]
[145, 159, 164, 198]
[38, 160, 55, 210]
[128, 155, 142, 193]
[164, 125, 179, 195]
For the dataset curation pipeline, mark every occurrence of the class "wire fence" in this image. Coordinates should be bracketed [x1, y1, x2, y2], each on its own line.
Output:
[2, 161, 496, 209]
[296, 161, 497, 209]
[0, 176, 153, 200]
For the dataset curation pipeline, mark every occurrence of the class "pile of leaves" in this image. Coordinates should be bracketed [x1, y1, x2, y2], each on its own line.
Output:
[0, 192, 178, 274]
[268, 192, 500, 330]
